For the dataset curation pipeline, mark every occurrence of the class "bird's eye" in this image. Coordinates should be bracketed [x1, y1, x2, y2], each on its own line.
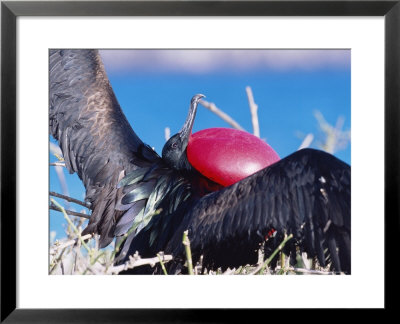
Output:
[171, 142, 178, 149]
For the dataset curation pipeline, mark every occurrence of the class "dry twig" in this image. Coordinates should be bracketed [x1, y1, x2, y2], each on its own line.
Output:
[107, 252, 173, 274]
[245, 86, 260, 138]
[199, 99, 245, 131]
[50, 191, 91, 209]
[50, 234, 93, 256]
[164, 127, 171, 141]
[50, 203, 91, 219]
[298, 133, 314, 150]
[182, 230, 194, 275]
[50, 162, 66, 168]
[286, 267, 336, 275]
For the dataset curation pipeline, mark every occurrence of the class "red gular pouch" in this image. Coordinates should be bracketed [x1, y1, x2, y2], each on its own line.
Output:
[187, 128, 280, 187]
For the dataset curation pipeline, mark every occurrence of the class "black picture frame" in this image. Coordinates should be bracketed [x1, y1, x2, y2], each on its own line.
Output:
[1, 0, 398, 321]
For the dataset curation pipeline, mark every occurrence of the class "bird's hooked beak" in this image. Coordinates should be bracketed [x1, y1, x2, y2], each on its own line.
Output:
[179, 94, 205, 148]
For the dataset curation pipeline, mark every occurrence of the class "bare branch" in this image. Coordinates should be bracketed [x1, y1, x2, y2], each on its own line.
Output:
[314, 110, 350, 154]
[182, 230, 194, 275]
[298, 133, 314, 150]
[164, 127, 171, 141]
[50, 234, 93, 256]
[51, 199, 91, 253]
[245, 86, 260, 138]
[50, 162, 66, 168]
[223, 268, 236, 275]
[106, 252, 173, 275]
[50, 191, 91, 209]
[50, 142, 63, 159]
[49, 247, 67, 274]
[50, 203, 91, 219]
[157, 253, 169, 275]
[286, 267, 336, 275]
[199, 99, 245, 131]
[253, 234, 294, 275]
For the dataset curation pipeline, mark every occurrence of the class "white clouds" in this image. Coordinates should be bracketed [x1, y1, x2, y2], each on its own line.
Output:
[99, 49, 350, 74]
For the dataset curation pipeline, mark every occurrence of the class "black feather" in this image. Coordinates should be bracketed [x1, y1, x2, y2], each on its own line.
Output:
[163, 149, 350, 273]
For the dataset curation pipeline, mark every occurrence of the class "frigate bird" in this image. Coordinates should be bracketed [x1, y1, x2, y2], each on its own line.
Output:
[49, 49, 351, 274]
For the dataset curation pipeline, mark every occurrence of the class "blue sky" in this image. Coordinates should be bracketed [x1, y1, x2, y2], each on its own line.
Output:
[49, 49, 351, 241]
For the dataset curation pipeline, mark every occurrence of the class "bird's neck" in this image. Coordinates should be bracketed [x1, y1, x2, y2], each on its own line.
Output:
[176, 153, 194, 173]
[179, 158, 223, 195]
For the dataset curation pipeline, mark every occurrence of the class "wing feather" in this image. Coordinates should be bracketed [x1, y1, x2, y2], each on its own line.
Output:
[49, 49, 161, 247]
[167, 148, 351, 273]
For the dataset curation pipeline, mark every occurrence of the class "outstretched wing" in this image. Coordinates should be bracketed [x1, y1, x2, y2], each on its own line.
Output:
[49, 49, 161, 247]
[167, 148, 351, 273]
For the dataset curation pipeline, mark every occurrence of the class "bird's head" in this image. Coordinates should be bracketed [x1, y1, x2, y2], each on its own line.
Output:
[162, 94, 204, 171]
[162, 93, 280, 186]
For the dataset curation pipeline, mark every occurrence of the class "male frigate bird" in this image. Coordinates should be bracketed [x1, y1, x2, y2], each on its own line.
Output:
[49, 49, 351, 274]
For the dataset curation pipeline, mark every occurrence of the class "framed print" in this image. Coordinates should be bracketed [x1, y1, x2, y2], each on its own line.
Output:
[1, 0, 399, 321]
